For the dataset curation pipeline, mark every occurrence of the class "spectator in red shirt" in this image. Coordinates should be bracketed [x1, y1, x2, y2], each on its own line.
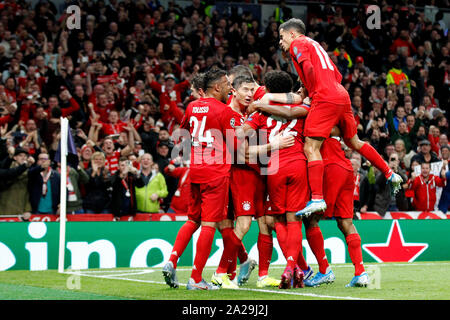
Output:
[147, 72, 190, 125]
[98, 110, 127, 137]
[3, 77, 17, 103]
[164, 157, 190, 214]
[46, 87, 81, 119]
[17, 66, 46, 92]
[428, 125, 441, 155]
[88, 92, 115, 123]
[409, 162, 446, 211]
[390, 30, 416, 57]
[99, 123, 135, 175]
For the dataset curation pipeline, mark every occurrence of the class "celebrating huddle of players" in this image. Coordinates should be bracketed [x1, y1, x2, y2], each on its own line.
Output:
[161, 18, 403, 291]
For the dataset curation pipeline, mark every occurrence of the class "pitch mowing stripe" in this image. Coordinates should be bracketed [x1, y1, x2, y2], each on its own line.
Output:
[63, 271, 378, 300]
[0, 282, 127, 300]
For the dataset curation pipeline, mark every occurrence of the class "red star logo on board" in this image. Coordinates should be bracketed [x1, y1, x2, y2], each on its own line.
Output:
[362, 220, 428, 263]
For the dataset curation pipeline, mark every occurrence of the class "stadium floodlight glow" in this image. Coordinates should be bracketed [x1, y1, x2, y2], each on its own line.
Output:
[58, 117, 69, 273]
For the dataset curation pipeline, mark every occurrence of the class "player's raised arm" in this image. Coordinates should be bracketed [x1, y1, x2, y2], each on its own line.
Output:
[258, 92, 303, 105]
[248, 101, 309, 120]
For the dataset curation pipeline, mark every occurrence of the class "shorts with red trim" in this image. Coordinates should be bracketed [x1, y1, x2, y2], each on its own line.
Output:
[266, 159, 309, 215]
[188, 175, 230, 222]
[322, 164, 354, 219]
[304, 101, 357, 140]
[229, 165, 265, 219]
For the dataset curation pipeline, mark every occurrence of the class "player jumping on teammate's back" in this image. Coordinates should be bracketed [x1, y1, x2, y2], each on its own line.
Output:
[277, 18, 402, 217]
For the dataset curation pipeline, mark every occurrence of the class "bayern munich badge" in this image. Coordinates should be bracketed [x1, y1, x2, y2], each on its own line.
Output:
[242, 201, 251, 211]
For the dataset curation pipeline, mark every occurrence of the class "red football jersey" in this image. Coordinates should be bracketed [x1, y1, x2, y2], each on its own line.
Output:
[245, 102, 308, 173]
[181, 97, 241, 183]
[320, 137, 353, 172]
[164, 166, 190, 214]
[253, 85, 266, 101]
[290, 36, 350, 105]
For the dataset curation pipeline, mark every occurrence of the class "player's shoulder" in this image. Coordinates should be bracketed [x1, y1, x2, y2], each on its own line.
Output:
[253, 86, 267, 101]
[185, 99, 198, 113]
[246, 110, 263, 123]
[189, 97, 222, 114]
[291, 36, 311, 47]
[224, 105, 245, 123]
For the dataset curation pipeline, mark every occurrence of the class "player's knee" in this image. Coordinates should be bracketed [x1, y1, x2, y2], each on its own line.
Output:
[264, 216, 276, 229]
[308, 216, 321, 228]
[202, 221, 218, 229]
[346, 136, 364, 151]
[236, 219, 251, 235]
[336, 218, 354, 236]
[304, 138, 323, 158]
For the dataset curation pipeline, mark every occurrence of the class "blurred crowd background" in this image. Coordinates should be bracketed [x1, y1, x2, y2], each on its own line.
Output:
[0, 0, 448, 219]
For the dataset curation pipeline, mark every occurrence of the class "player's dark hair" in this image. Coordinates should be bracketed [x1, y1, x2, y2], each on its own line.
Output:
[191, 72, 206, 91]
[232, 75, 254, 90]
[263, 70, 293, 94]
[229, 65, 253, 79]
[204, 67, 227, 90]
[279, 18, 306, 35]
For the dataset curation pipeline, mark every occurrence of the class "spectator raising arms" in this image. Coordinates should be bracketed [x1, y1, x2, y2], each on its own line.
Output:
[409, 162, 446, 212]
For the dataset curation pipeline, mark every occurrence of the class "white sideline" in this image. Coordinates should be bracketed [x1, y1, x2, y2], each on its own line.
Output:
[63, 262, 450, 300]
[63, 268, 379, 301]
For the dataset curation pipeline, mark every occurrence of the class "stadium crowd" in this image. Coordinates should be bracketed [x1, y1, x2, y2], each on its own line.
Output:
[0, 0, 448, 219]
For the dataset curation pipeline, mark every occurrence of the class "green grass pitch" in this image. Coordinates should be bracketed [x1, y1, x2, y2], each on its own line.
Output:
[0, 262, 449, 300]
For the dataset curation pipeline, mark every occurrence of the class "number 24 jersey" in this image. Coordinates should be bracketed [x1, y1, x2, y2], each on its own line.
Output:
[181, 97, 241, 184]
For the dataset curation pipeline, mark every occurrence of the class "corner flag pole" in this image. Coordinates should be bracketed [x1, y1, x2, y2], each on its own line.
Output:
[58, 117, 68, 273]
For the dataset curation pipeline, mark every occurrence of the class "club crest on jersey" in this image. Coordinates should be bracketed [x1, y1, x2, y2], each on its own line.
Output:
[230, 118, 236, 128]
[242, 201, 251, 211]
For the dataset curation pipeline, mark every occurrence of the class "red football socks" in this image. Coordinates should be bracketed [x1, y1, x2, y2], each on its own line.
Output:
[297, 249, 309, 271]
[308, 160, 324, 200]
[359, 143, 392, 179]
[257, 233, 273, 277]
[306, 226, 329, 274]
[346, 233, 365, 276]
[191, 225, 216, 283]
[286, 221, 303, 269]
[169, 220, 198, 268]
[274, 222, 289, 259]
[217, 228, 241, 275]
[237, 242, 248, 264]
